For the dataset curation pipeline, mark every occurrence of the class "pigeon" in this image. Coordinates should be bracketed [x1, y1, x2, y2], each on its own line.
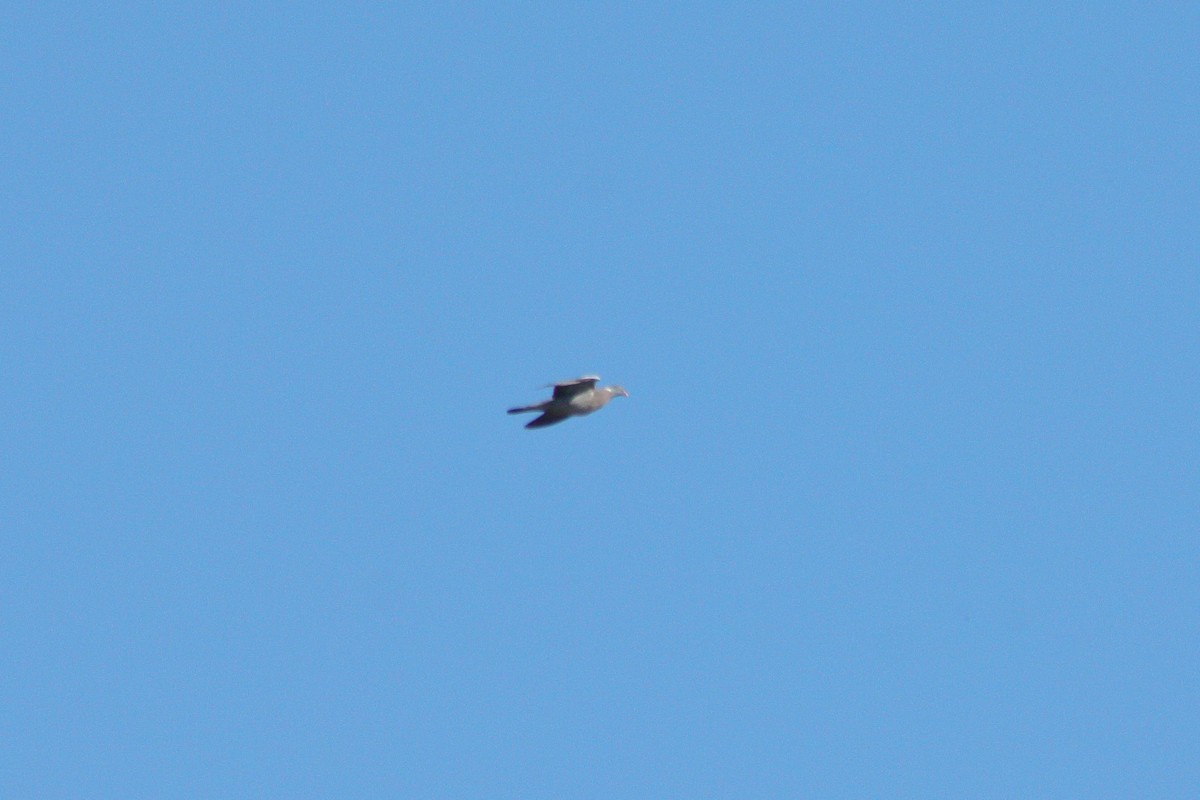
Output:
[507, 375, 629, 429]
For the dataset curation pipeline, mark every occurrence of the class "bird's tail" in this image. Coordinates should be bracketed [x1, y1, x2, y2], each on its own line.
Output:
[507, 403, 546, 414]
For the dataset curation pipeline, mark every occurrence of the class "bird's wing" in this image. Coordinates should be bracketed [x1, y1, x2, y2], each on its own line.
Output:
[525, 409, 571, 428]
[550, 375, 600, 400]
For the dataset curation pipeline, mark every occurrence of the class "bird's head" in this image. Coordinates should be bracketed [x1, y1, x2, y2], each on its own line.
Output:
[609, 386, 629, 398]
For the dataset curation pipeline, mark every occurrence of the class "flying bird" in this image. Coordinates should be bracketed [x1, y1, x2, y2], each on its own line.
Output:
[507, 375, 629, 429]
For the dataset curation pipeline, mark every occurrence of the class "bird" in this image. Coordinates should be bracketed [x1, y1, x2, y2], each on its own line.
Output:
[507, 375, 629, 429]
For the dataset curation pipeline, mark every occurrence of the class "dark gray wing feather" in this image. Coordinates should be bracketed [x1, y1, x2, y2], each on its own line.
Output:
[525, 410, 570, 428]
[551, 376, 599, 400]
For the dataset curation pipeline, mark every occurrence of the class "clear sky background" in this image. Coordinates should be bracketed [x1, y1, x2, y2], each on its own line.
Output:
[3, 4, 1197, 798]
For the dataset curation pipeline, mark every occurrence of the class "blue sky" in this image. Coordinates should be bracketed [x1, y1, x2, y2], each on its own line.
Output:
[3, 4, 1197, 797]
